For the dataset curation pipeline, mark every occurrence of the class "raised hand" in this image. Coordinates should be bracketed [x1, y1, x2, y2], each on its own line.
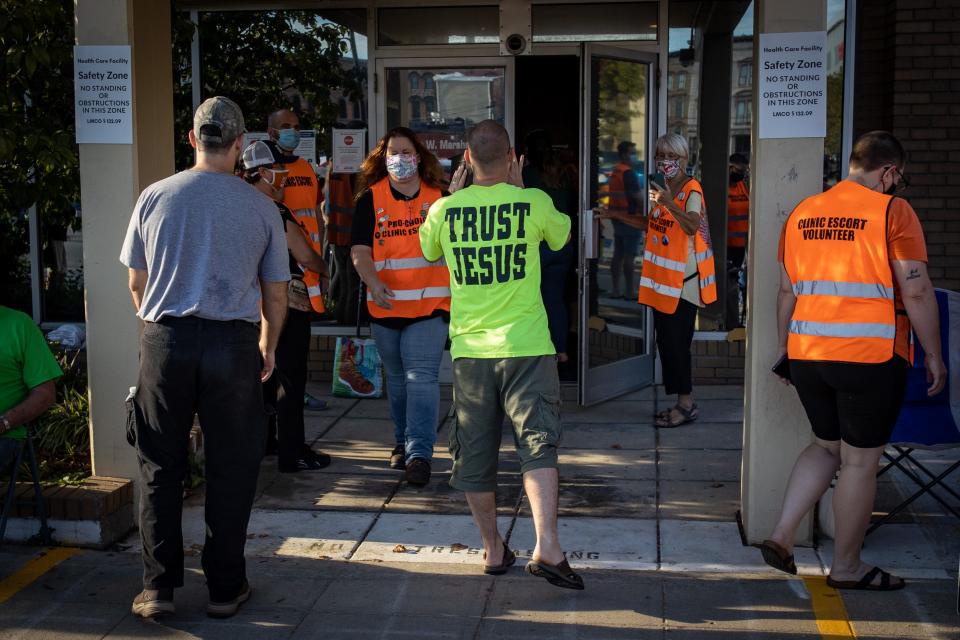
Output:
[507, 151, 525, 188]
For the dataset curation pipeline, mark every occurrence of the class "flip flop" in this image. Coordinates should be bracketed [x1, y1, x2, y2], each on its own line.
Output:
[525, 557, 585, 590]
[483, 541, 516, 575]
[827, 566, 905, 591]
[654, 403, 699, 428]
[755, 539, 797, 575]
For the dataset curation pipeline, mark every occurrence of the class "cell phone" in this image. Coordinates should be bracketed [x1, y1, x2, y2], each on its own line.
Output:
[772, 354, 792, 381]
[650, 173, 666, 191]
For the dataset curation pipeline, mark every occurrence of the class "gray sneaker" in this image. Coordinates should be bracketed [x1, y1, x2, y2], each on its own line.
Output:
[131, 588, 175, 618]
[206, 581, 251, 619]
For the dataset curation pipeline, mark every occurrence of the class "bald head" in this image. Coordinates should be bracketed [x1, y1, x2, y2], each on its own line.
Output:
[466, 120, 510, 171]
[268, 108, 299, 131]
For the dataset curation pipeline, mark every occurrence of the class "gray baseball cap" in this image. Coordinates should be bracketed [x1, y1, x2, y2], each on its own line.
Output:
[193, 96, 245, 146]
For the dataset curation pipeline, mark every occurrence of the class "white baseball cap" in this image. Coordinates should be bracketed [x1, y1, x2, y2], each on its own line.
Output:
[241, 140, 276, 170]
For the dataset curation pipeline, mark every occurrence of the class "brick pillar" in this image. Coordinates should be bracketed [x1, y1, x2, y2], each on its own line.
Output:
[855, 0, 960, 291]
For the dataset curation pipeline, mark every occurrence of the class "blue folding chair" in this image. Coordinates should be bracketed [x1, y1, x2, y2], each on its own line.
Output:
[867, 288, 960, 536]
[0, 425, 52, 546]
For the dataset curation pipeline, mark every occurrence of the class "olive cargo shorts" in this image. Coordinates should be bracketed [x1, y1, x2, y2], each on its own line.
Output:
[449, 355, 562, 492]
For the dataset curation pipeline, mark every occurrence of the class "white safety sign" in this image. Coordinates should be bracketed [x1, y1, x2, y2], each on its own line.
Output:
[74, 45, 133, 144]
[757, 31, 828, 139]
[332, 129, 366, 174]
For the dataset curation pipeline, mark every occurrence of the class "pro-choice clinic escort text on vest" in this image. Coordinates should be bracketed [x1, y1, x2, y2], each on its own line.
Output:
[638, 178, 718, 313]
[368, 179, 451, 319]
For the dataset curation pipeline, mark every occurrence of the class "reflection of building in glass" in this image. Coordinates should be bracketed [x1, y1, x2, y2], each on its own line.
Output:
[729, 35, 753, 156]
[387, 68, 505, 164]
[596, 59, 648, 161]
[826, 19, 845, 75]
[824, 17, 845, 184]
[329, 56, 367, 123]
[666, 52, 700, 167]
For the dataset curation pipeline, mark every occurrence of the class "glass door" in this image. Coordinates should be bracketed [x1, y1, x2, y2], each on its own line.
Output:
[579, 45, 657, 405]
[375, 57, 514, 179]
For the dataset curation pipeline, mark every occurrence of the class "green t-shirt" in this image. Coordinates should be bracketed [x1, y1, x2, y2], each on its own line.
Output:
[0, 306, 63, 440]
[420, 183, 571, 359]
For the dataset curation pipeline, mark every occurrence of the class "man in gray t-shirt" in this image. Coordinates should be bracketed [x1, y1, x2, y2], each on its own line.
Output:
[119, 97, 288, 621]
[120, 170, 289, 323]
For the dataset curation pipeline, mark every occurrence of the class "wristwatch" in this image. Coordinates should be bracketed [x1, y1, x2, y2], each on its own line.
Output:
[0, 414, 10, 433]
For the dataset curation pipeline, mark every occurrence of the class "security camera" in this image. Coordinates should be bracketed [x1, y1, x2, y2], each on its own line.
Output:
[505, 33, 527, 55]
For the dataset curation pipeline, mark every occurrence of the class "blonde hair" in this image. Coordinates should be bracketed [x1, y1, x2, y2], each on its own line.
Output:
[655, 133, 689, 159]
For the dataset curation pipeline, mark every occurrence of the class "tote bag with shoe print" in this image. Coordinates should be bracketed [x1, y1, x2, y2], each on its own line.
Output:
[332, 337, 383, 398]
[332, 284, 383, 398]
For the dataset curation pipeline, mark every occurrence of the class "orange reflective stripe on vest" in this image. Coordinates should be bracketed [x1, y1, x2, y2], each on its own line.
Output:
[607, 163, 631, 214]
[727, 180, 749, 248]
[368, 179, 451, 319]
[783, 180, 896, 364]
[282, 157, 325, 313]
[638, 178, 717, 313]
[327, 173, 355, 247]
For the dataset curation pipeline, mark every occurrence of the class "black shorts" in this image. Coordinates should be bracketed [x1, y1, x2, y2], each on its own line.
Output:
[789, 356, 908, 449]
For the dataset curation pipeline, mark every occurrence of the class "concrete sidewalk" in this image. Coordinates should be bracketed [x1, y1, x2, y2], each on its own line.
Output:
[1, 384, 958, 639]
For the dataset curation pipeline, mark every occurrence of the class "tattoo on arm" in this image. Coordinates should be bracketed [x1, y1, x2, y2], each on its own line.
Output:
[906, 268, 921, 281]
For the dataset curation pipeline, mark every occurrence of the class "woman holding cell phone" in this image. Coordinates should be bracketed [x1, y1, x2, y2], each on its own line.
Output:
[599, 133, 717, 427]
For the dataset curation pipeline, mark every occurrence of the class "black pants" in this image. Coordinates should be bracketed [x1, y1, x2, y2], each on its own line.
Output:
[272, 308, 311, 469]
[654, 298, 699, 396]
[132, 317, 265, 601]
[790, 357, 908, 448]
[331, 245, 360, 326]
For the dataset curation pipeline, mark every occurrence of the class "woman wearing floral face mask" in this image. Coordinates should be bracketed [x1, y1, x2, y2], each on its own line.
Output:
[350, 127, 451, 487]
[600, 133, 717, 427]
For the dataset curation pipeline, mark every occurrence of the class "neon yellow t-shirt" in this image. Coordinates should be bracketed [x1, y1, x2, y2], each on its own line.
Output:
[420, 183, 571, 359]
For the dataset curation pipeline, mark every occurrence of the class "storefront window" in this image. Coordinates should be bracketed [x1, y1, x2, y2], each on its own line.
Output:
[532, 3, 657, 42]
[378, 7, 499, 46]
[386, 66, 506, 175]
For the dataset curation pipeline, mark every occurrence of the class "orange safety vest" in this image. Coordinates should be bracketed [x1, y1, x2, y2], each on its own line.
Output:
[727, 180, 749, 248]
[783, 180, 896, 364]
[326, 173, 355, 247]
[607, 162, 632, 215]
[368, 179, 451, 319]
[282, 157, 325, 313]
[638, 178, 718, 313]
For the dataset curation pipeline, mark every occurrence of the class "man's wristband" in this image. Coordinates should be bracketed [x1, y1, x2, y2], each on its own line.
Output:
[0, 414, 11, 433]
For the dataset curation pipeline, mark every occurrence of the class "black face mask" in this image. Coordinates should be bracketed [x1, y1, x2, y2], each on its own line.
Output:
[729, 170, 745, 185]
[883, 181, 898, 196]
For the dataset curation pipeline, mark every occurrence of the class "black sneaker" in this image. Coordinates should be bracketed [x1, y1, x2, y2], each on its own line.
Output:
[405, 458, 431, 487]
[301, 446, 332, 468]
[131, 588, 175, 618]
[279, 454, 329, 473]
[390, 444, 406, 470]
[206, 581, 251, 619]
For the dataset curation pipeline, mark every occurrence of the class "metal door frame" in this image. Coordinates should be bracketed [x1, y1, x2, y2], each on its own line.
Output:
[579, 43, 659, 405]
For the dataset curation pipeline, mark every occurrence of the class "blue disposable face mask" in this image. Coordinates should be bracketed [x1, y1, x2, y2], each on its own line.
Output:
[277, 128, 301, 150]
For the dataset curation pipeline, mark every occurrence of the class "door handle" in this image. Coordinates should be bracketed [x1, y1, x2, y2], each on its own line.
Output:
[582, 209, 598, 260]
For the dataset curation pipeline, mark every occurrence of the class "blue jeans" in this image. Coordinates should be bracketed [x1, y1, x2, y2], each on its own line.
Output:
[371, 316, 448, 463]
